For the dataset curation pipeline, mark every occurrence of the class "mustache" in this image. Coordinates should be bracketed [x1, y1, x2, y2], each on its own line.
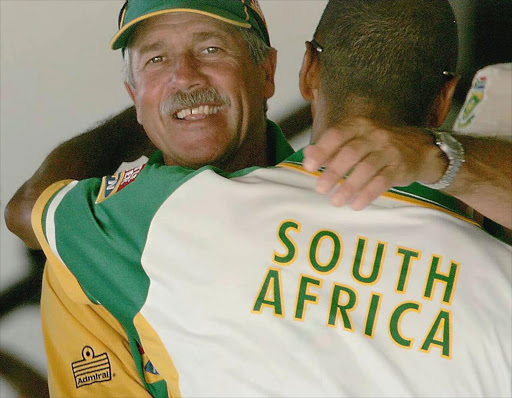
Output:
[160, 88, 231, 116]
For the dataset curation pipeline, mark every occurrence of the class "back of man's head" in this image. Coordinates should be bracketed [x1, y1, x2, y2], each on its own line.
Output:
[314, 0, 458, 127]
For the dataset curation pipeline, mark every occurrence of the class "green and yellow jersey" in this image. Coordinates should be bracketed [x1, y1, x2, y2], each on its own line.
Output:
[33, 141, 511, 397]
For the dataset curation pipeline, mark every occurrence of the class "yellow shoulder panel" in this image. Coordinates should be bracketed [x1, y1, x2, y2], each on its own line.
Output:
[42, 265, 152, 397]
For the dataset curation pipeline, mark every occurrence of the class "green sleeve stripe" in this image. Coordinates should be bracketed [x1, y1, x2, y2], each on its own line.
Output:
[51, 163, 205, 325]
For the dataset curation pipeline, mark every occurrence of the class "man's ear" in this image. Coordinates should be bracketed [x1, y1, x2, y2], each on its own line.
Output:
[124, 82, 142, 124]
[429, 75, 459, 127]
[299, 42, 321, 101]
[262, 48, 278, 99]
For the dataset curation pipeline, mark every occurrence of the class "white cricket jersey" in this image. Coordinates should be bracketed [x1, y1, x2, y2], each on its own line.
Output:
[34, 149, 512, 397]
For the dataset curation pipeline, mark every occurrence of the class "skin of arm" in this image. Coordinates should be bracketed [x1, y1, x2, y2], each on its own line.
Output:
[4, 106, 156, 250]
[445, 135, 512, 231]
[303, 118, 512, 230]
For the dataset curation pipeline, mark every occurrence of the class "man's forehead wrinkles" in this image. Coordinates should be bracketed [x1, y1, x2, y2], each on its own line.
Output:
[192, 30, 232, 43]
[136, 29, 234, 55]
[138, 40, 167, 55]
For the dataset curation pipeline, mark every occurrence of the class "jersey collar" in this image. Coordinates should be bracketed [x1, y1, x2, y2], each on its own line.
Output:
[279, 148, 475, 223]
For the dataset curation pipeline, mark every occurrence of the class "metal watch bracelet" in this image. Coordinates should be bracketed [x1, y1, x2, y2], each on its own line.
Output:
[421, 129, 465, 190]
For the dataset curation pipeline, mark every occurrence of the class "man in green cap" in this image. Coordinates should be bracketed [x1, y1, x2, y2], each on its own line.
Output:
[114, 0, 281, 173]
[5, 0, 294, 251]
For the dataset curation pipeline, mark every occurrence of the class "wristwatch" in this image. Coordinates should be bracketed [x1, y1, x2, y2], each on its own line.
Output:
[422, 129, 465, 190]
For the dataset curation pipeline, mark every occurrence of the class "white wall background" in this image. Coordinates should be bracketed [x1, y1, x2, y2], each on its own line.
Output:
[0, 1, 326, 395]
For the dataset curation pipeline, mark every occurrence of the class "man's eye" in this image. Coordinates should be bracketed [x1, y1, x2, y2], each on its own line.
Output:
[202, 47, 220, 55]
[148, 56, 164, 64]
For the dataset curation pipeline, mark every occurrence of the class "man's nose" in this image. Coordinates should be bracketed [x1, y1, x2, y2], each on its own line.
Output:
[169, 53, 206, 91]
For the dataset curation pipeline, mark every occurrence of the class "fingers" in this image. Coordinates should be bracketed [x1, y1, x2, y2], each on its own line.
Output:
[302, 117, 427, 209]
[342, 171, 394, 210]
[303, 127, 355, 172]
[302, 145, 328, 173]
[329, 152, 391, 207]
[315, 137, 372, 194]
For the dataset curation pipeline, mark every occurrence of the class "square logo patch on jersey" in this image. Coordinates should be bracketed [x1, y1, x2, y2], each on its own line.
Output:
[72, 346, 112, 388]
[96, 164, 145, 204]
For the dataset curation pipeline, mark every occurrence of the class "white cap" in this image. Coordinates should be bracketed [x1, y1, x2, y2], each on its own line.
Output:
[453, 63, 512, 141]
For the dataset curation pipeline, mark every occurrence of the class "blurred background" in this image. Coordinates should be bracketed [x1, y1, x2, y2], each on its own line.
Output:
[1, 1, 511, 396]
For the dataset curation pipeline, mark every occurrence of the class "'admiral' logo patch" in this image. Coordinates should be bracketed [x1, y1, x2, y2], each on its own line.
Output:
[96, 164, 145, 204]
[72, 346, 112, 389]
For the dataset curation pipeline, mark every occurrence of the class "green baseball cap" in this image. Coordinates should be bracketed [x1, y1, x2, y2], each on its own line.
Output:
[110, 0, 270, 50]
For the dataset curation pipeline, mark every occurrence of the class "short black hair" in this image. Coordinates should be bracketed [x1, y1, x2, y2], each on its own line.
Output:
[314, 0, 458, 126]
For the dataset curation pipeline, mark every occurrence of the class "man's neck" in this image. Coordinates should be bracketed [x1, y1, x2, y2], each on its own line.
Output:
[222, 132, 268, 173]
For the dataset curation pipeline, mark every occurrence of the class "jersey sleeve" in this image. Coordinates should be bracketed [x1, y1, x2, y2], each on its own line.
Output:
[32, 178, 106, 304]
[32, 179, 77, 262]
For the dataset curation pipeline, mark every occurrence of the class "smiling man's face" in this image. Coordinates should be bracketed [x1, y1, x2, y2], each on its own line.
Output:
[125, 12, 276, 170]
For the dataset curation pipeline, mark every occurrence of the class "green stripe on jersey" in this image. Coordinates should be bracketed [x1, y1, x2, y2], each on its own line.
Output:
[52, 164, 203, 322]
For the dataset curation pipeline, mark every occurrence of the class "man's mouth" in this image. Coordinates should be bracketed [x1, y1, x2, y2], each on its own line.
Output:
[174, 105, 222, 121]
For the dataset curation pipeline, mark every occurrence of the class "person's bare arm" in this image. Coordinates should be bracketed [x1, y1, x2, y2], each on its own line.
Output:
[303, 117, 512, 230]
[443, 135, 512, 230]
[4, 106, 155, 250]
